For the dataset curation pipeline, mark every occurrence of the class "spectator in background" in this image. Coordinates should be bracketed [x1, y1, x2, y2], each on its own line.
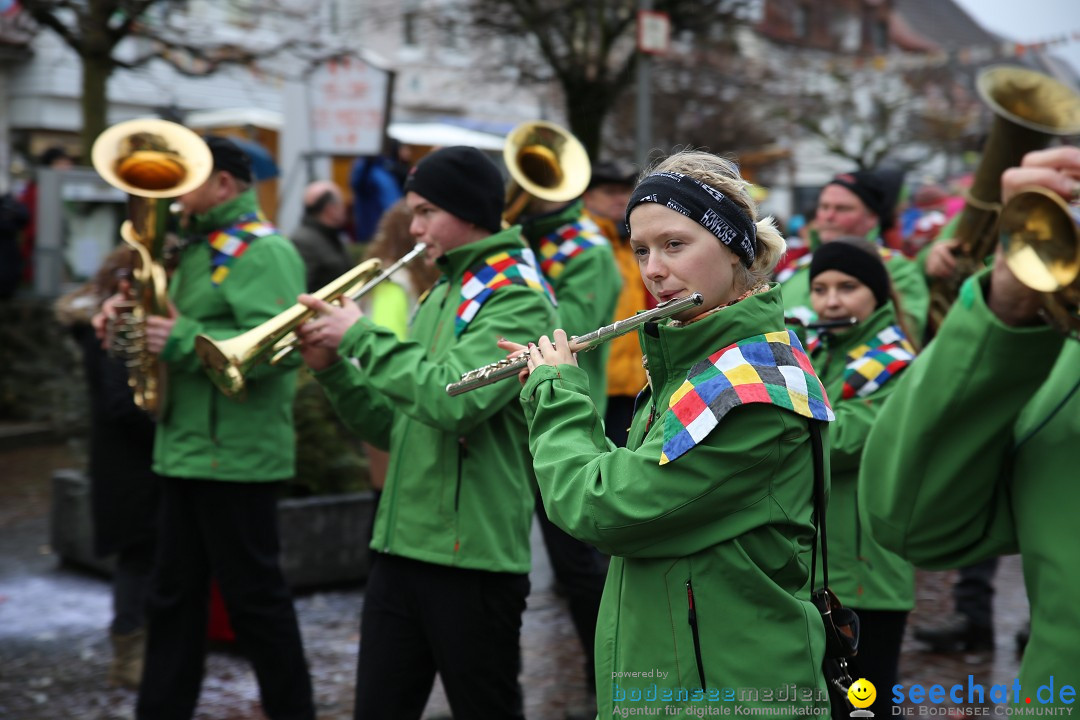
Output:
[291, 180, 354, 291]
[0, 189, 29, 299]
[349, 142, 407, 245]
[17, 146, 74, 285]
[55, 246, 160, 690]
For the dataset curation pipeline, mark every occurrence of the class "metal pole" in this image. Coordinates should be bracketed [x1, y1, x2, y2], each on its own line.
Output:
[635, 0, 652, 166]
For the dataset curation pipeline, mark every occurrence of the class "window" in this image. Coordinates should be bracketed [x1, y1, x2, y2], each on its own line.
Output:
[403, 0, 421, 47]
[792, 3, 810, 39]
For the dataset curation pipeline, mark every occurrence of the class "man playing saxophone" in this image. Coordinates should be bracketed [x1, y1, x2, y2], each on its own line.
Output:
[295, 145, 557, 720]
[94, 136, 316, 720]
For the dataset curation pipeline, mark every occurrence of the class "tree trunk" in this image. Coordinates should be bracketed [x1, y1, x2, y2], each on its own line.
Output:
[564, 82, 612, 161]
[81, 54, 111, 158]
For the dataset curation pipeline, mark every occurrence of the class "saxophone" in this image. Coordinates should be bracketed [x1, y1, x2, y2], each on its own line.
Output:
[91, 118, 214, 414]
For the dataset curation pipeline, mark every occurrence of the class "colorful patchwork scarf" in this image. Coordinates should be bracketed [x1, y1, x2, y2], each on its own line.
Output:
[842, 325, 915, 399]
[456, 248, 556, 336]
[207, 212, 277, 287]
[660, 330, 834, 465]
[536, 217, 609, 279]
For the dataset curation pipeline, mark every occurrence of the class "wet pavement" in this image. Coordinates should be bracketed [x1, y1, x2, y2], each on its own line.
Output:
[0, 440, 1028, 719]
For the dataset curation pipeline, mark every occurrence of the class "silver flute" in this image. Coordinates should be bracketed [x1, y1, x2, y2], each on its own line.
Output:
[445, 293, 704, 396]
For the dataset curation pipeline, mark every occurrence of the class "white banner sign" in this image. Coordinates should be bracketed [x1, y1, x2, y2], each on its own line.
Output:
[307, 55, 390, 155]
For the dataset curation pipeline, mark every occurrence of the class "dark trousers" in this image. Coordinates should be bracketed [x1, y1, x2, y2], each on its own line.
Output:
[955, 557, 999, 627]
[355, 553, 529, 720]
[534, 494, 607, 692]
[112, 540, 155, 635]
[604, 395, 637, 449]
[136, 478, 314, 720]
[843, 609, 908, 718]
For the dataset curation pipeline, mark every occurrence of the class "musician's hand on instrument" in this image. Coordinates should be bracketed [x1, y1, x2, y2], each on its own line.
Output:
[93, 290, 129, 344]
[987, 245, 1045, 327]
[1002, 146, 1080, 204]
[496, 337, 532, 385]
[298, 294, 363, 349]
[297, 337, 340, 372]
[925, 238, 960, 279]
[529, 329, 577, 371]
[145, 314, 177, 355]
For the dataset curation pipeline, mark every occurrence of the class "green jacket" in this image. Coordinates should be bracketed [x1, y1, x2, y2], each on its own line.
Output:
[315, 228, 557, 574]
[523, 200, 621, 416]
[860, 272, 1080, 700]
[809, 302, 915, 611]
[521, 285, 828, 714]
[156, 190, 304, 481]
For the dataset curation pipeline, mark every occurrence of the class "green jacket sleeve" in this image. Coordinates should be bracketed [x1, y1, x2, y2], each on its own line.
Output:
[162, 238, 305, 378]
[830, 382, 897, 475]
[858, 273, 1064, 568]
[555, 245, 621, 336]
[312, 358, 396, 450]
[338, 284, 557, 435]
[521, 363, 802, 558]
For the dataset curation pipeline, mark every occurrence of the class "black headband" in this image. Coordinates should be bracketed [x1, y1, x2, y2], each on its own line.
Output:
[625, 171, 757, 267]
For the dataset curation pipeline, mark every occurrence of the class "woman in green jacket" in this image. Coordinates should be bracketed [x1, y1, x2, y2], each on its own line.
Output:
[502, 151, 833, 716]
[806, 239, 917, 717]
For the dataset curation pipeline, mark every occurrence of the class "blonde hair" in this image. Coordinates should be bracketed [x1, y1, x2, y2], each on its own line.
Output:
[646, 151, 786, 293]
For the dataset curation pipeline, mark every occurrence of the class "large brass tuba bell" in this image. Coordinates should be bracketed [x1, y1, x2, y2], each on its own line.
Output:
[502, 121, 592, 225]
[927, 66, 1080, 333]
[91, 118, 214, 415]
[999, 185, 1080, 336]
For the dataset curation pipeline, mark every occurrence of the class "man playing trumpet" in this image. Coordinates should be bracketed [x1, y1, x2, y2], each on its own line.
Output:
[296, 146, 557, 720]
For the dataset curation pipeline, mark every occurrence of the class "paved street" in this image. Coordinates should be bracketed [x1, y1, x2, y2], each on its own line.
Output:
[0, 439, 1029, 719]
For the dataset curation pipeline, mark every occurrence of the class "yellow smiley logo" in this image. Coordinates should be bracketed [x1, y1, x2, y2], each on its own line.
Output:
[848, 678, 876, 709]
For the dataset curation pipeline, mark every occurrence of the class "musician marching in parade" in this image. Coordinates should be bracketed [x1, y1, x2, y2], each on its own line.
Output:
[294, 146, 557, 720]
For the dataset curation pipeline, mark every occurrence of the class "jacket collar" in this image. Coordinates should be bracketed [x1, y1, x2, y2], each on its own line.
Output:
[435, 225, 528, 280]
[188, 189, 262, 236]
[521, 199, 585, 243]
[640, 284, 787, 391]
[816, 301, 900, 356]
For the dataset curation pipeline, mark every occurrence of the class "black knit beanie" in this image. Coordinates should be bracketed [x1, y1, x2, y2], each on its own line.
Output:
[809, 240, 891, 309]
[826, 170, 887, 225]
[404, 146, 505, 233]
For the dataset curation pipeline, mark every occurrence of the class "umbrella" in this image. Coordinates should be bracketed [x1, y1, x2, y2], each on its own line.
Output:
[227, 137, 280, 182]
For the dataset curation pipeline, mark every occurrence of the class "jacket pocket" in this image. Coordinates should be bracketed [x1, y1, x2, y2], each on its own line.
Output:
[455, 436, 468, 512]
[686, 578, 707, 691]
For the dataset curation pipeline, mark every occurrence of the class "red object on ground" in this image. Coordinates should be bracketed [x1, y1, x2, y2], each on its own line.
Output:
[207, 580, 236, 643]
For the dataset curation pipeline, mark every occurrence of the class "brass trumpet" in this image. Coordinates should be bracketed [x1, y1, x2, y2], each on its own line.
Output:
[195, 259, 384, 398]
[446, 293, 704, 396]
[196, 242, 429, 398]
[999, 186, 1080, 336]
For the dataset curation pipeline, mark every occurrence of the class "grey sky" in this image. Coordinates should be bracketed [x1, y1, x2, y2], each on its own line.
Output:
[950, 0, 1080, 76]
